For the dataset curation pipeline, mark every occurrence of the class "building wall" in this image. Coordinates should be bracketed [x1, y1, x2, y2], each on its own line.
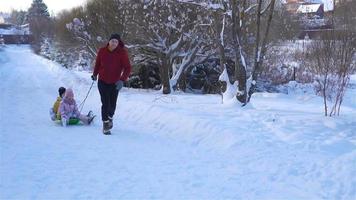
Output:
[0, 35, 32, 44]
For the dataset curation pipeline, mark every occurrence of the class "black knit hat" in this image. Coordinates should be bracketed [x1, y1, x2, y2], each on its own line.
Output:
[109, 33, 120, 41]
[58, 87, 66, 97]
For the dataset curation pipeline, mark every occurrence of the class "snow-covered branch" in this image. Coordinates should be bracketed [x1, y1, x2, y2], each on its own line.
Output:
[220, 14, 226, 47]
[260, 0, 272, 15]
[245, 4, 258, 13]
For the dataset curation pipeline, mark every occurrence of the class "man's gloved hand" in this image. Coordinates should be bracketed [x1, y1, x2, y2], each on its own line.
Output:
[115, 80, 124, 91]
[91, 75, 97, 81]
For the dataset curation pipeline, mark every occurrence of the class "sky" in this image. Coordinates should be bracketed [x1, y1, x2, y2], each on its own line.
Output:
[0, 0, 87, 15]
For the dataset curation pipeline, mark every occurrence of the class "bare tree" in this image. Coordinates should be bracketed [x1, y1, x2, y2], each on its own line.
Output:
[203, 0, 277, 104]
[63, 0, 134, 59]
[129, 0, 210, 94]
[177, 0, 277, 104]
[306, 32, 355, 116]
[305, 0, 356, 116]
[247, 0, 276, 103]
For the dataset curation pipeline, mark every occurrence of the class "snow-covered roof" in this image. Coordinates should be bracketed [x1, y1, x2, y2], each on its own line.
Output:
[297, 4, 322, 13]
[284, 0, 334, 12]
[307, 0, 334, 11]
[0, 24, 30, 35]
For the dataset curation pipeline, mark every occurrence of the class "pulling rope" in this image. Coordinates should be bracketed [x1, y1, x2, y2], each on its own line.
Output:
[79, 80, 95, 112]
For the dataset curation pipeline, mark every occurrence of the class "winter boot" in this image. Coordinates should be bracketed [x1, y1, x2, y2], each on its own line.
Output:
[88, 115, 96, 125]
[108, 116, 113, 129]
[62, 118, 68, 127]
[49, 108, 56, 121]
[87, 111, 94, 118]
[103, 120, 111, 135]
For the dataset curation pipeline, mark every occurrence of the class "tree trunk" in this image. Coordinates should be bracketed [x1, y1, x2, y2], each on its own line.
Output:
[231, 0, 247, 104]
[172, 42, 200, 91]
[214, 12, 226, 73]
[248, 0, 276, 102]
[160, 56, 171, 94]
[247, 0, 263, 103]
[322, 76, 328, 116]
[235, 58, 247, 103]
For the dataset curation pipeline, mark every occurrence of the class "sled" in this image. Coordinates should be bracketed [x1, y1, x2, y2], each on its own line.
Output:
[67, 118, 80, 125]
[55, 117, 80, 125]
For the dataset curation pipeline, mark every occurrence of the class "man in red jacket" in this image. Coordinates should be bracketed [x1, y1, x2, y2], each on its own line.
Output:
[91, 33, 131, 135]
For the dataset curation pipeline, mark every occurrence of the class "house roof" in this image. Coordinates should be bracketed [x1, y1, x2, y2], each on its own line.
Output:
[0, 24, 30, 35]
[285, 0, 334, 12]
[307, 0, 334, 11]
[297, 4, 323, 13]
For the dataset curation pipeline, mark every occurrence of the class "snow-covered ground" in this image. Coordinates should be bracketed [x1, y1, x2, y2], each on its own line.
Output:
[0, 45, 355, 199]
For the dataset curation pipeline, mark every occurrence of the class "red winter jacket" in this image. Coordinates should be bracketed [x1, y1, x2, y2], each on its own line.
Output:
[93, 41, 131, 84]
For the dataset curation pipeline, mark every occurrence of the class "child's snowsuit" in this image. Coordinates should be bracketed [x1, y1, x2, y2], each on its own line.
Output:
[58, 89, 91, 126]
[50, 96, 62, 121]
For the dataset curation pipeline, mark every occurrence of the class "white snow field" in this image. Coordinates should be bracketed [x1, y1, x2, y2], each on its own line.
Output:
[0, 45, 355, 199]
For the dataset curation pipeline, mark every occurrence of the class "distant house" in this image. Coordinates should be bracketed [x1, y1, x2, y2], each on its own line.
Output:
[284, 0, 334, 39]
[0, 23, 32, 44]
[285, 0, 334, 14]
[297, 3, 324, 18]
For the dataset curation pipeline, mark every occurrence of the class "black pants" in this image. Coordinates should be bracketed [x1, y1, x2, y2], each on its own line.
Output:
[98, 80, 119, 121]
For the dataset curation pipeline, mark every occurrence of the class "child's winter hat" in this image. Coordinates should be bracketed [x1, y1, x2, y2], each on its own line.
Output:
[64, 88, 74, 99]
[58, 87, 66, 97]
[109, 33, 120, 41]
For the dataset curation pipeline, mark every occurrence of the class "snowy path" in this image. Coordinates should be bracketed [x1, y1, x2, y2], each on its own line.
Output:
[0, 46, 355, 199]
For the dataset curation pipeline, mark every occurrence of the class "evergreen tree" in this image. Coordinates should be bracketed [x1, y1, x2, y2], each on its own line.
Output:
[8, 10, 27, 25]
[26, 0, 52, 53]
[27, 0, 50, 20]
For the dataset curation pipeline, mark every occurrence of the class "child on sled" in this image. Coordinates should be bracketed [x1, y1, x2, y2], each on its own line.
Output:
[50, 87, 66, 121]
[58, 88, 95, 126]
